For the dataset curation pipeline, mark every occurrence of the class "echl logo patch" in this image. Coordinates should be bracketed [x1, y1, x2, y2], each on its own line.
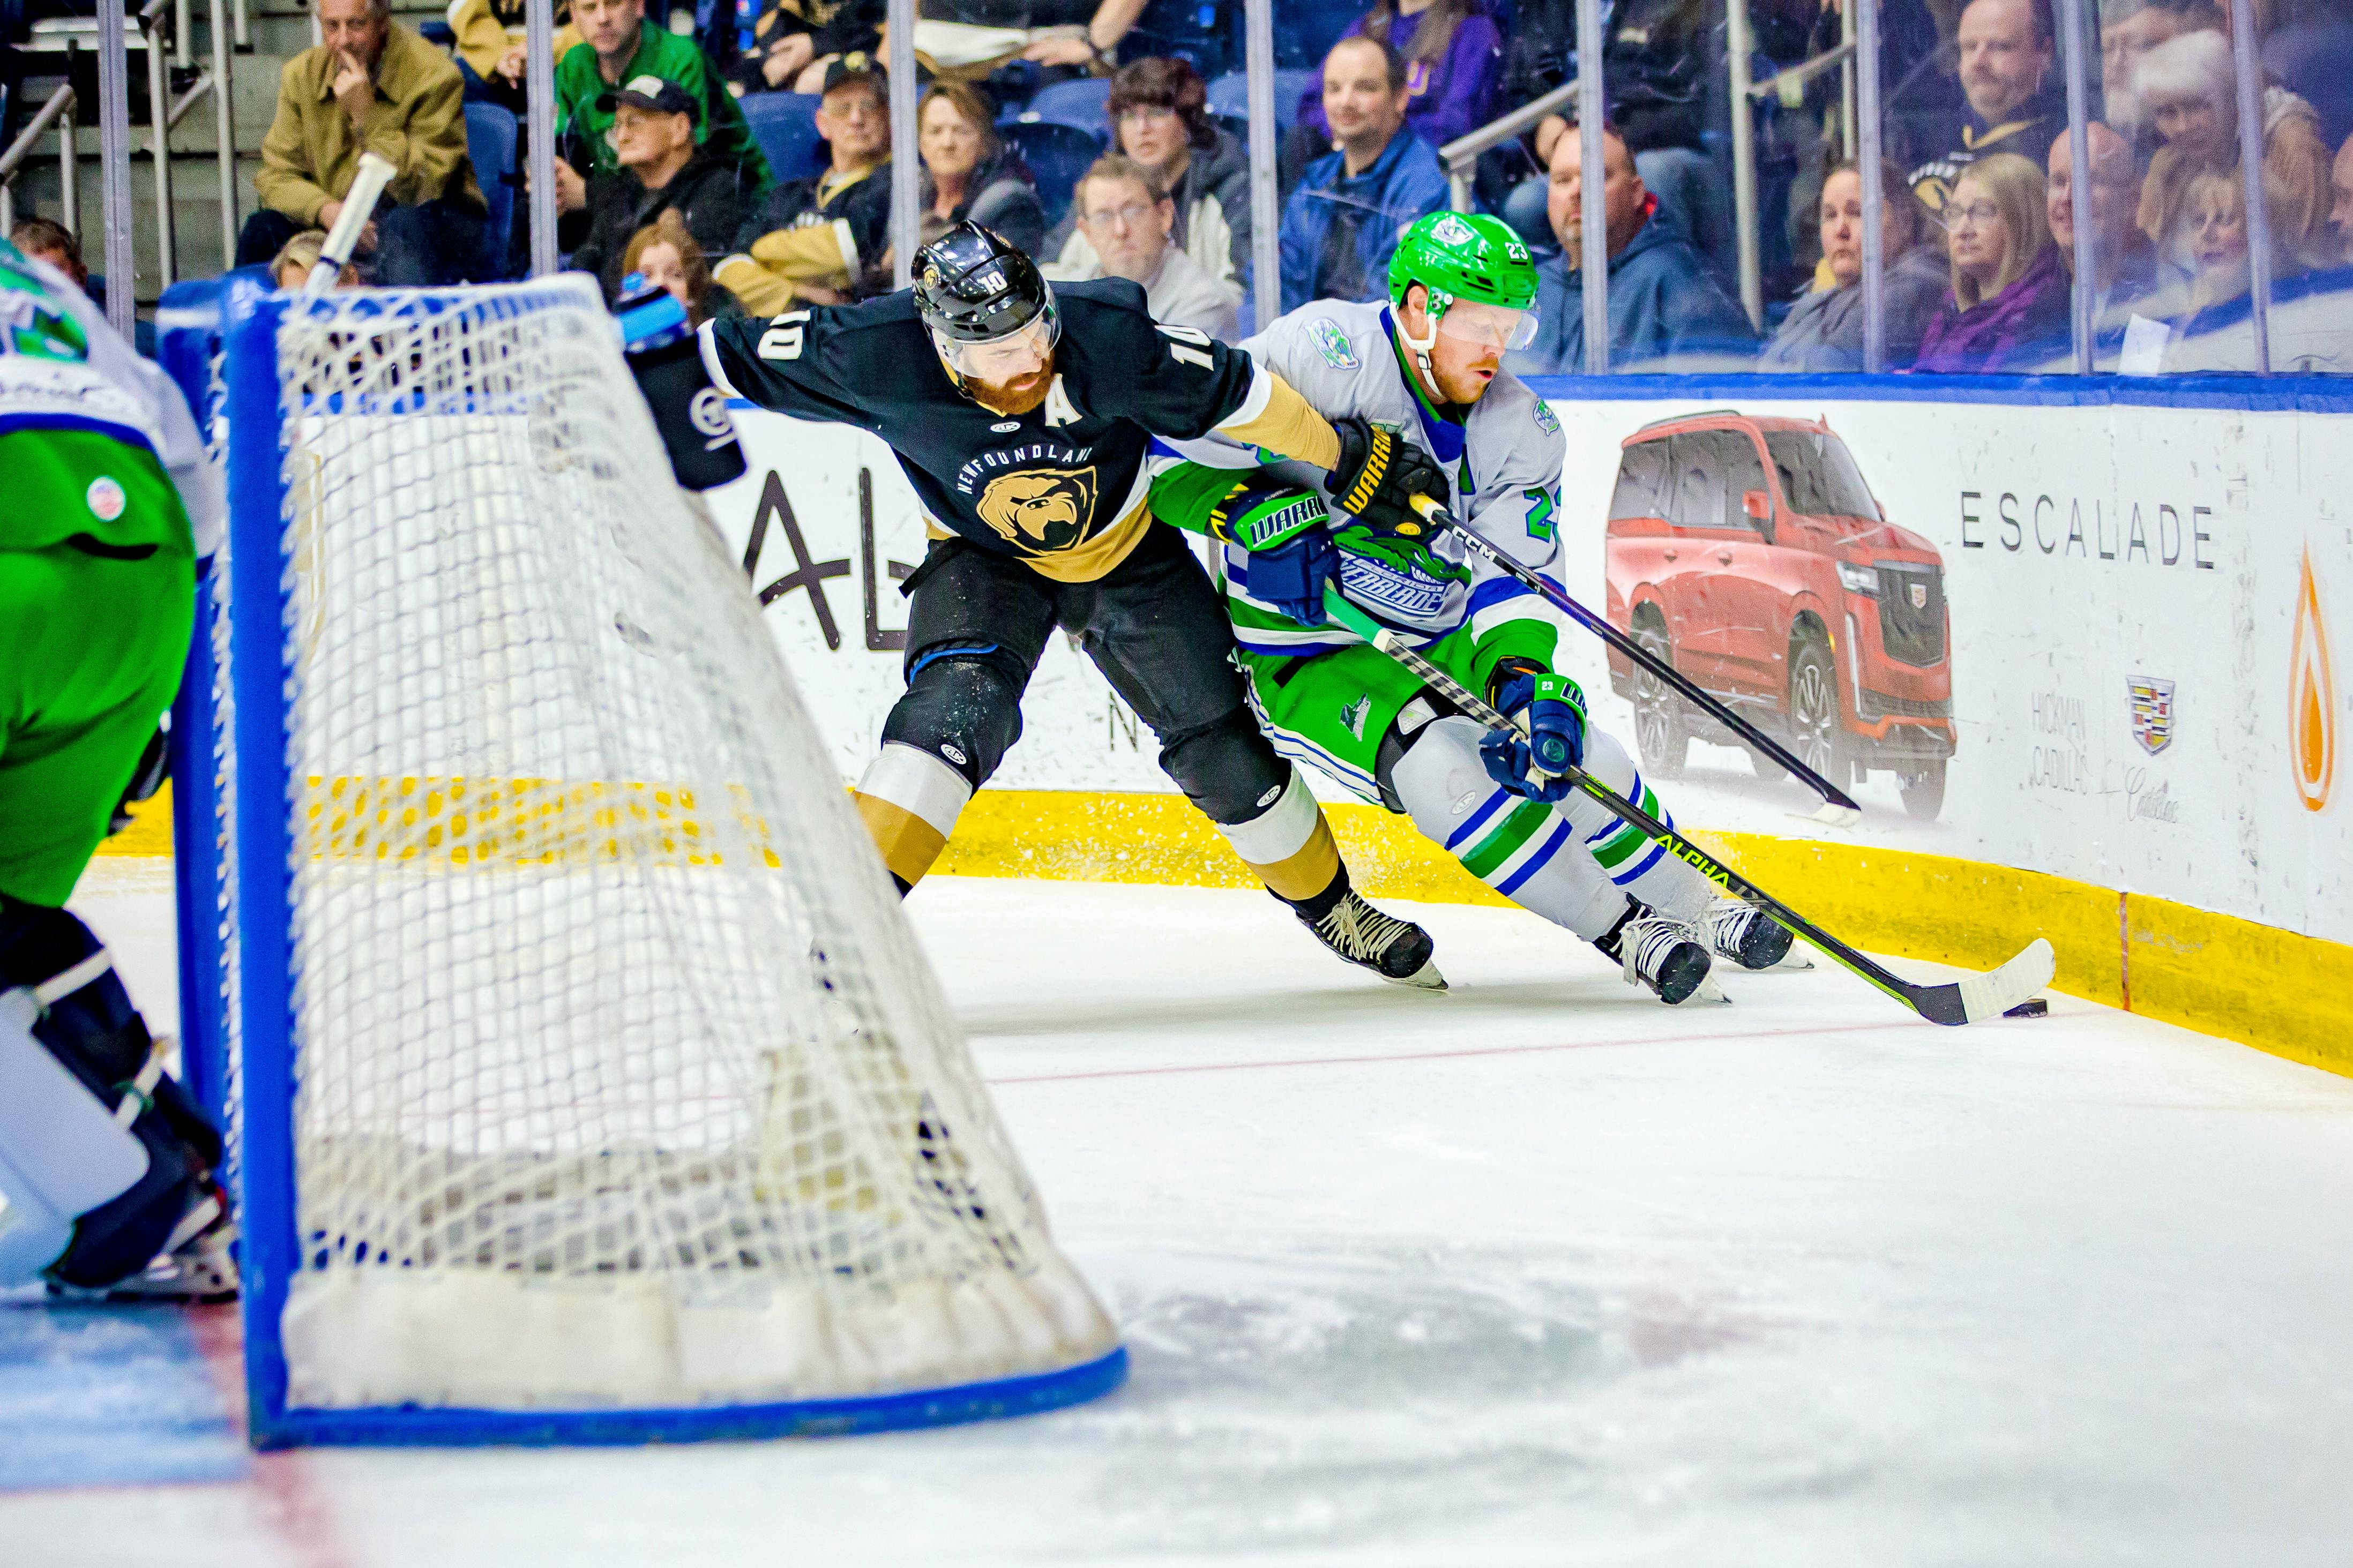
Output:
[2128, 675, 2175, 755]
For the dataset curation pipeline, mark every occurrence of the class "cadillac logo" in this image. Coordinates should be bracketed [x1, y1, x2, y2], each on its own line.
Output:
[2128, 675, 2176, 755]
[1908, 581, 1928, 610]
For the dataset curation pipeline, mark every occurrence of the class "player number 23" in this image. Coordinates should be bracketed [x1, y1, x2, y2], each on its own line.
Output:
[757, 310, 812, 362]
[1156, 322, 1214, 370]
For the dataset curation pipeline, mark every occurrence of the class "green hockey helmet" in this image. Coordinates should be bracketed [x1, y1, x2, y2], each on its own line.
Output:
[1387, 212, 1540, 363]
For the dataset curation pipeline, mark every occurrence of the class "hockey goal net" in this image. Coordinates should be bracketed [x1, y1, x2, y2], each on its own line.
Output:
[181, 277, 1120, 1446]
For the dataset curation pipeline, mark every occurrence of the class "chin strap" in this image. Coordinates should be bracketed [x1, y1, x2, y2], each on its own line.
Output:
[1393, 289, 1448, 402]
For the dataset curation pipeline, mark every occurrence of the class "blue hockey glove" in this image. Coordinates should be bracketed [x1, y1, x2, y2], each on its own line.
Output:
[617, 273, 745, 492]
[1238, 525, 1340, 625]
[1478, 664, 1587, 802]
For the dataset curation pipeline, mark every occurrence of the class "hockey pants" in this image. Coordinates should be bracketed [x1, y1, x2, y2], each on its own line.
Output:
[851, 527, 1346, 907]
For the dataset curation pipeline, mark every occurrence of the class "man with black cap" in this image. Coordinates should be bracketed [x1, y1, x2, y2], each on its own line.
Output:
[570, 75, 751, 301]
[716, 54, 893, 313]
[624, 220, 1459, 989]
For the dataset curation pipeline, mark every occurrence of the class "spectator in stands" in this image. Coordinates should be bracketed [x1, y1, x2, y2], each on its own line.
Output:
[1057, 155, 1238, 336]
[1044, 58, 1249, 302]
[448, 0, 578, 112]
[1291, 0, 1503, 156]
[1278, 37, 1448, 312]
[1913, 152, 2071, 371]
[2333, 132, 2353, 261]
[1509, 119, 1756, 372]
[267, 228, 361, 290]
[552, 0, 771, 213]
[569, 77, 750, 302]
[2133, 29, 2334, 279]
[242, 0, 487, 284]
[2179, 165, 2261, 311]
[1904, 0, 2067, 217]
[917, 81, 1046, 256]
[8, 218, 86, 291]
[624, 210, 738, 324]
[887, 0, 1146, 93]
[2046, 123, 2172, 340]
[1759, 159, 1947, 370]
[727, 0, 883, 95]
[2099, 0, 2223, 144]
[718, 57, 893, 313]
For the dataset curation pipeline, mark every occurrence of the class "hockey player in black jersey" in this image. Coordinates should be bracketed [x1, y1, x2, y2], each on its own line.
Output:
[625, 222, 1450, 987]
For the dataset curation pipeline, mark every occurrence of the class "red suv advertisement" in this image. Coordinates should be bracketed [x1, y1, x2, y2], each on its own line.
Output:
[1602, 412, 1956, 819]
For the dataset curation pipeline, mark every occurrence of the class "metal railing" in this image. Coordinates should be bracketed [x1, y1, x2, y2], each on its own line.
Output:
[3, 0, 238, 321]
[1437, 77, 1582, 219]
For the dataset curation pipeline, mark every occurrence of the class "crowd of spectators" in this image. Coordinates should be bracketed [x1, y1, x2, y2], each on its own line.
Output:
[16, 0, 2352, 373]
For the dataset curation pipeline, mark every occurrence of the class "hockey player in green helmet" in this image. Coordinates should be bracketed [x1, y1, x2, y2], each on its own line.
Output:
[1151, 211, 1793, 1004]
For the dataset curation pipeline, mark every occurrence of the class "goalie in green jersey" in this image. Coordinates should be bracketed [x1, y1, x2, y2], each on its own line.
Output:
[0, 236, 234, 1301]
[1152, 212, 1793, 1004]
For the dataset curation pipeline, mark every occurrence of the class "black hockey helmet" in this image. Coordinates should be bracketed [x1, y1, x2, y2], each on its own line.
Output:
[912, 221, 1057, 346]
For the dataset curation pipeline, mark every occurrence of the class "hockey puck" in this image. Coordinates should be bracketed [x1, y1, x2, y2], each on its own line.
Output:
[2004, 997, 2050, 1019]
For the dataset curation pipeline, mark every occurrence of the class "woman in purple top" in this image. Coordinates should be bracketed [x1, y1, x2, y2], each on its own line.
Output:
[1295, 0, 1502, 156]
[1912, 153, 2073, 373]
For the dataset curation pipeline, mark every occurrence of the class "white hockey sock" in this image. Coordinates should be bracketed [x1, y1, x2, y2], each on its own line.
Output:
[1550, 731, 1718, 926]
[1391, 716, 1624, 939]
[852, 742, 974, 888]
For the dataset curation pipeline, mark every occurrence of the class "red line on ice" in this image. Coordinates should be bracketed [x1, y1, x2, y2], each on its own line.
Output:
[188, 1304, 360, 1568]
[985, 1017, 1909, 1084]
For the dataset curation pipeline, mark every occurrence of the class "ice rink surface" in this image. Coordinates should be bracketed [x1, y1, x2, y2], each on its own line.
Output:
[8, 869, 2353, 1566]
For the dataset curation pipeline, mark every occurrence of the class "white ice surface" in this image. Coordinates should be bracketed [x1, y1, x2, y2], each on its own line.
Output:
[15, 870, 2353, 1566]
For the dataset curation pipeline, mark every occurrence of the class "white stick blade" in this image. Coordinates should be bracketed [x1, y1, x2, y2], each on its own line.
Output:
[1956, 937, 2057, 1023]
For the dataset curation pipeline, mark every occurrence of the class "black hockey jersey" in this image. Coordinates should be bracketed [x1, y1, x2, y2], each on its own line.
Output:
[700, 279, 1321, 582]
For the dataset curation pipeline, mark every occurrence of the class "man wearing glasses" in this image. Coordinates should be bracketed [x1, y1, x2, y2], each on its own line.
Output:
[1151, 212, 1796, 1006]
[1057, 155, 1239, 339]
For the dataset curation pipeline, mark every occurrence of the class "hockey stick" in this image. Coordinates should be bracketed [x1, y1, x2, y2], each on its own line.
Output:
[1317, 587, 2053, 1026]
[1401, 496, 1864, 827]
[304, 151, 397, 297]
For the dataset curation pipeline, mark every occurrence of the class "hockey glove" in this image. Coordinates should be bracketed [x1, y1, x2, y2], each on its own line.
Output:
[1238, 525, 1341, 625]
[1478, 661, 1587, 802]
[618, 274, 746, 492]
[1324, 415, 1447, 539]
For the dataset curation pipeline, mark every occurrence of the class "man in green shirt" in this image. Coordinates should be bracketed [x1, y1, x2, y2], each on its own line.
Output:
[553, 0, 772, 201]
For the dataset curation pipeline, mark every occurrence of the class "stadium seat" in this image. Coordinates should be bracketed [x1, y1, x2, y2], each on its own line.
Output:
[1206, 67, 1319, 130]
[1267, 0, 1361, 70]
[1118, 0, 1232, 78]
[741, 92, 830, 186]
[462, 101, 519, 282]
[1012, 77, 1111, 139]
[1000, 119, 1106, 229]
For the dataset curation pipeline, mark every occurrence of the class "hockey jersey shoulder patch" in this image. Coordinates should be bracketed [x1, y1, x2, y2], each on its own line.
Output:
[1306, 317, 1359, 371]
[1530, 396, 1559, 437]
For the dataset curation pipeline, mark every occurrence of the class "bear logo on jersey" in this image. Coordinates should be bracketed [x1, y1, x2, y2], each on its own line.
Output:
[977, 466, 1100, 552]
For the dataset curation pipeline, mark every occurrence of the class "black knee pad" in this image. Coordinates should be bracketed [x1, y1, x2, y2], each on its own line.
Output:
[2, 898, 225, 1289]
[1157, 708, 1289, 824]
[882, 643, 1031, 789]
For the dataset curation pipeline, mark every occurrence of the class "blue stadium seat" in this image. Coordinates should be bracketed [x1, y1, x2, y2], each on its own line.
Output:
[1206, 67, 1319, 130]
[1267, 0, 1361, 70]
[1118, 0, 1232, 78]
[1012, 77, 1111, 139]
[741, 92, 830, 185]
[1000, 119, 1106, 229]
[462, 101, 519, 282]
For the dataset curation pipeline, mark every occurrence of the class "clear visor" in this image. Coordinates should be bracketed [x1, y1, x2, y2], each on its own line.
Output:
[1436, 301, 1540, 352]
[932, 307, 1061, 382]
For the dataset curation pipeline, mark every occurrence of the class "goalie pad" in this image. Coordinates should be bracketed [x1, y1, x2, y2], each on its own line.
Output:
[0, 902, 225, 1291]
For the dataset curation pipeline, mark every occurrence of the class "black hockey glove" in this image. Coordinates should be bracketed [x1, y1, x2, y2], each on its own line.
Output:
[618, 275, 746, 493]
[1325, 415, 1446, 538]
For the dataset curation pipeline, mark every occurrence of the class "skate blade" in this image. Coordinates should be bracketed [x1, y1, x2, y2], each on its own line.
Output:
[1795, 801, 1864, 830]
[1381, 959, 1450, 993]
[1768, 945, 1816, 971]
[1691, 972, 1732, 1004]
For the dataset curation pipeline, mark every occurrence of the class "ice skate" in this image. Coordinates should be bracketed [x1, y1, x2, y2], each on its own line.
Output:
[1595, 904, 1717, 1005]
[47, 1183, 238, 1305]
[1302, 891, 1447, 991]
[1694, 901, 1800, 971]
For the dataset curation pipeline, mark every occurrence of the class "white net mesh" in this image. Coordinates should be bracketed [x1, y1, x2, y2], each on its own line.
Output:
[253, 281, 1113, 1412]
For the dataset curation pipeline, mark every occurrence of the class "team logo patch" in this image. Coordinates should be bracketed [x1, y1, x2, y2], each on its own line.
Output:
[1338, 553, 1451, 620]
[976, 466, 1100, 552]
[2128, 676, 2176, 755]
[1530, 397, 1559, 437]
[1307, 317, 1358, 370]
[688, 388, 734, 446]
[85, 476, 125, 521]
[1430, 214, 1475, 246]
[1340, 694, 1372, 740]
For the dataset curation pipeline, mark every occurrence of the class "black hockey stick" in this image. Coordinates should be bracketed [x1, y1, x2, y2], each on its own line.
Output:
[1400, 496, 1864, 827]
[1318, 588, 2052, 1026]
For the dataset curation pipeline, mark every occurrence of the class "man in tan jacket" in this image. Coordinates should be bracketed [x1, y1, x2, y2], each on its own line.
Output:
[241, 0, 489, 283]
